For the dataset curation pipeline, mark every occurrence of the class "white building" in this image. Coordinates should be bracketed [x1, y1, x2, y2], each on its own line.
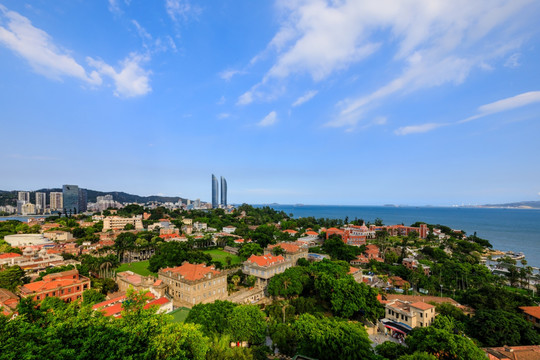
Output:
[4, 234, 53, 247]
[49, 192, 63, 211]
[102, 216, 144, 231]
[21, 202, 36, 215]
[35, 192, 46, 213]
[18, 191, 30, 202]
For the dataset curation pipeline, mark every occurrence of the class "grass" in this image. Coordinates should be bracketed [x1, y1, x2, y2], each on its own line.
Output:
[203, 248, 242, 266]
[115, 260, 156, 277]
[170, 307, 190, 323]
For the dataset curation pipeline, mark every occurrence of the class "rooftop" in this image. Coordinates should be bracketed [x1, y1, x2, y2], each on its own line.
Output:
[246, 254, 285, 267]
[160, 262, 221, 281]
[520, 306, 540, 319]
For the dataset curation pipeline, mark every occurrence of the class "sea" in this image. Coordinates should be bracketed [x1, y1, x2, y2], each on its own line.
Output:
[260, 205, 540, 268]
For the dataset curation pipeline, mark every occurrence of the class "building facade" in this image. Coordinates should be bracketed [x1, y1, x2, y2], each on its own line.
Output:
[384, 299, 436, 329]
[220, 176, 227, 206]
[63, 185, 80, 215]
[158, 262, 227, 306]
[265, 242, 308, 265]
[19, 269, 90, 302]
[18, 191, 30, 202]
[50, 192, 63, 210]
[212, 174, 219, 208]
[243, 254, 292, 288]
[35, 192, 47, 213]
[102, 216, 144, 231]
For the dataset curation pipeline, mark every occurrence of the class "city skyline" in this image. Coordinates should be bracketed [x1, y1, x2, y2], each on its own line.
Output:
[1, 1, 540, 206]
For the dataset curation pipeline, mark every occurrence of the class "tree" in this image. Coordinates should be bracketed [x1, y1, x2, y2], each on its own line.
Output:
[375, 341, 407, 359]
[238, 243, 263, 260]
[467, 309, 540, 346]
[148, 241, 212, 273]
[0, 265, 25, 291]
[293, 314, 373, 360]
[185, 300, 238, 336]
[82, 289, 106, 306]
[269, 322, 297, 356]
[405, 316, 486, 360]
[123, 223, 135, 230]
[227, 305, 266, 345]
[271, 246, 285, 256]
[231, 275, 241, 288]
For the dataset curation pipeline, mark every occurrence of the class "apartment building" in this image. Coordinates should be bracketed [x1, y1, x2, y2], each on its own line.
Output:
[243, 254, 292, 288]
[102, 216, 144, 231]
[158, 262, 227, 307]
[19, 269, 90, 302]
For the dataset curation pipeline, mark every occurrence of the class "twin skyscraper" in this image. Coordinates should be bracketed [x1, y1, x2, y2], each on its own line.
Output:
[211, 174, 227, 208]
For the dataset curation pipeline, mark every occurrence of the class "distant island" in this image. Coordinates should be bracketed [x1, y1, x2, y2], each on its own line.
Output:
[474, 200, 540, 209]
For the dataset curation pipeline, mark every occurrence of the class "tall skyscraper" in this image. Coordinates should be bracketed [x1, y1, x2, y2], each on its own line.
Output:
[220, 176, 227, 207]
[211, 175, 218, 209]
[50, 192, 63, 210]
[18, 191, 30, 202]
[35, 192, 46, 213]
[78, 188, 88, 212]
[63, 185, 80, 215]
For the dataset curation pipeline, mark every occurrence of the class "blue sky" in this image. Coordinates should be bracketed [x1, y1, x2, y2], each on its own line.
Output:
[1, 0, 540, 206]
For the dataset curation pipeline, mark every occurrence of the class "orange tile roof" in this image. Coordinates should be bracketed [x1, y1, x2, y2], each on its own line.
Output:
[0, 252, 22, 259]
[305, 231, 318, 236]
[161, 263, 221, 281]
[520, 306, 540, 319]
[283, 229, 298, 234]
[348, 266, 360, 274]
[92, 295, 126, 310]
[21, 278, 84, 293]
[144, 297, 170, 309]
[246, 254, 285, 267]
[410, 302, 435, 311]
[102, 303, 123, 317]
[268, 242, 302, 253]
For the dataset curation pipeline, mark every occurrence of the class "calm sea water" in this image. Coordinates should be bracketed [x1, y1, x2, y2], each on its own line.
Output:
[262, 205, 540, 268]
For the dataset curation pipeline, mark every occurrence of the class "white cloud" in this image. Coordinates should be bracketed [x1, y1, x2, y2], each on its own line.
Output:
[396, 90, 540, 135]
[258, 111, 278, 127]
[0, 6, 101, 85]
[237, 91, 254, 105]
[238, 0, 536, 126]
[504, 53, 521, 68]
[217, 96, 226, 105]
[87, 53, 152, 98]
[292, 90, 318, 107]
[395, 122, 447, 136]
[108, 0, 122, 15]
[220, 69, 245, 81]
[165, 0, 200, 22]
[217, 113, 230, 119]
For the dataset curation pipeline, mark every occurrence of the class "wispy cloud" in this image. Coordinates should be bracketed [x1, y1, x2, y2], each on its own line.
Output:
[217, 113, 230, 119]
[237, 91, 254, 105]
[220, 69, 245, 81]
[0, 6, 101, 85]
[87, 53, 152, 98]
[108, 0, 122, 15]
[504, 53, 521, 68]
[258, 111, 277, 127]
[292, 90, 318, 107]
[165, 0, 201, 23]
[395, 91, 540, 135]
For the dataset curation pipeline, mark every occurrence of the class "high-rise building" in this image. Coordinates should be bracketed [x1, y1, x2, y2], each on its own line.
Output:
[35, 192, 46, 213]
[17, 200, 26, 214]
[50, 192, 63, 210]
[78, 188, 88, 212]
[220, 176, 227, 207]
[211, 175, 218, 208]
[18, 191, 30, 202]
[63, 185, 80, 215]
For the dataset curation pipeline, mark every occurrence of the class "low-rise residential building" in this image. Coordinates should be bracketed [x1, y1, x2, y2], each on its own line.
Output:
[222, 225, 236, 234]
[193, 222, 207, 232]
[116, 271, 167, 298]
[102, 216, 144, 231]
[351, 244, 384, 265]
[265, 242, 308, 265]
[483, 345, 540, 359]
[0, 252, 23, 266]
[402, 257, 431, 276]
[4, 234, 53, 247]
[92, 292, 173, 317]
[0, 288, 19, 316]
[370, 223, 428, 239]
[243, 254, 292, 288]
[520, 306, 540, 329]
[381, 299, 436, 336]
[326, 225, 375, 246]
[158, 262, 227, 307]
[19, 269, 90, 302]
[43, 231, 73, 242]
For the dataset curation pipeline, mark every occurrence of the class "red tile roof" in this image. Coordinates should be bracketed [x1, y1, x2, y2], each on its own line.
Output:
[283, 229, 298, 234]
[520, 306, 540, 319]
[305, 231, 318, 236]
[92, 295, 126, 310]
[267, 242, 303, 253]
[144, 297, 170, 309]
[0, 252, 22, 259]
[246, 254, 285, 267]
[161, 263, 221, 281]
[410, 302, 435, 311]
